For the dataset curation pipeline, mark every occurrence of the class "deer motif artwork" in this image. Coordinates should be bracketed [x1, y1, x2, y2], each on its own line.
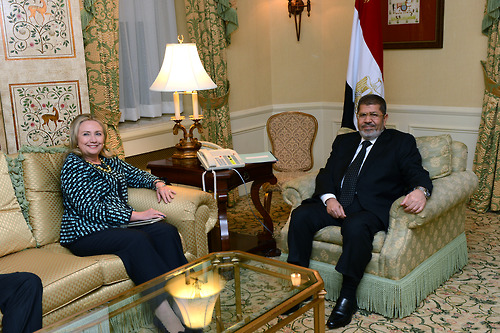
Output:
[41, 107, 63, 130]
[28, 0, 50, 25]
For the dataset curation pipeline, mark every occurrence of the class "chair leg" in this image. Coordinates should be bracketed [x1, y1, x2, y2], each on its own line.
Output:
[264, 190, 273, 214]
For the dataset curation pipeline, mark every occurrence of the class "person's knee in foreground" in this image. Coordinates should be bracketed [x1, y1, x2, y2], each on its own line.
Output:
[286, 94, 432, 329]
[60, 114, 192, 332]
[0, 272, 43, 333]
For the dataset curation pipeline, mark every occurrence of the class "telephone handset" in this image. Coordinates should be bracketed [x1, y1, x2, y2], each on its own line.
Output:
[197, 142, 245, 170]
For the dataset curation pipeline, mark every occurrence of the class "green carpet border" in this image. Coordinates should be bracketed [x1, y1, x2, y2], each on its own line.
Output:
[280, 233, 468, 318]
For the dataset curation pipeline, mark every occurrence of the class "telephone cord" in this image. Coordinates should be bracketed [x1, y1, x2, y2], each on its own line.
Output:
[201, 168, 273, 236]
[201, 170, 217, 199]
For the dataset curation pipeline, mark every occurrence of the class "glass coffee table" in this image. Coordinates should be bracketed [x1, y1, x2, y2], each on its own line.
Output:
[39, 251, 325, 333]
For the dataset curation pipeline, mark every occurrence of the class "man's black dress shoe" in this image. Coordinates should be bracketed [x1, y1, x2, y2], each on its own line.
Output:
[326, 297, 358, 329]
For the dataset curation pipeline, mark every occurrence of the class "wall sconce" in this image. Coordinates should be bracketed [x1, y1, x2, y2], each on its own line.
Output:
[288, 0, 311, 41]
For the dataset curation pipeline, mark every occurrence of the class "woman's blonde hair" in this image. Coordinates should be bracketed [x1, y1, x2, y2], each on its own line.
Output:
[68, 114, 114, 158]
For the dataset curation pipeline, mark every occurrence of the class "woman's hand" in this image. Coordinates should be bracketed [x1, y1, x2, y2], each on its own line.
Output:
[130, 209, 165, 221]
[155, 182, 176, 204]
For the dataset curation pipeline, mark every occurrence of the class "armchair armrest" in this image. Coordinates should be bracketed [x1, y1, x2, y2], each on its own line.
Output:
[389, 171, 478, 229]
[380, 170, 478, 279]
[127, 186, 218, 260]
[281, 170, 319, 208]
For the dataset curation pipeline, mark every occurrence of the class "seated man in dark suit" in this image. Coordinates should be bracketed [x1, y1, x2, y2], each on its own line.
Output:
[286, 94, 432, 329]
[0, 272, 43, 332]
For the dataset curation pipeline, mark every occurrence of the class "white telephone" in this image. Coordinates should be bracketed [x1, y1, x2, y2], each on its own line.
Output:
[197, 142, 245, 170]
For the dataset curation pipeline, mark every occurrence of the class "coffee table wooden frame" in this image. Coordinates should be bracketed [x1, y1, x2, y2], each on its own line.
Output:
[208, 252, 326, 333]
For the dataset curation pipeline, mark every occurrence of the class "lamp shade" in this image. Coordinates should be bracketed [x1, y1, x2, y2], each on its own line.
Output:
[165, 272, 224, 329]
[150, 43, 217, 92]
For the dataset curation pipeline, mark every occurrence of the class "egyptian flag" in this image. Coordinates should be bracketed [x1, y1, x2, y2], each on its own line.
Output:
[341, 0, 384, 130]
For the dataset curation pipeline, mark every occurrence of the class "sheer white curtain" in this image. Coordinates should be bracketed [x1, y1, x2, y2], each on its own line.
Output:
[119, 0, 178, 121]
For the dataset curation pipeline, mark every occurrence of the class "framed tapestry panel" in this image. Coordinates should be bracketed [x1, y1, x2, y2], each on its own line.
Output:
[0, 0, 89, 153]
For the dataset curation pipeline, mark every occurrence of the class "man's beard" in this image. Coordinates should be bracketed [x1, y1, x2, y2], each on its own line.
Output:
[359, 126, 383, 140]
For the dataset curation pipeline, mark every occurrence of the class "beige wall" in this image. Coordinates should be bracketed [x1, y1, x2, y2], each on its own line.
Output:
[200, 0, 487, 111]
[141, 0, 485, 165]
[385, 0, 486, 107]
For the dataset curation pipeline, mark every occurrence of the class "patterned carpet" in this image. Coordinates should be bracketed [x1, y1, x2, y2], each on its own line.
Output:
[227, 195, 500, 332]
[227, 192, 292, 237]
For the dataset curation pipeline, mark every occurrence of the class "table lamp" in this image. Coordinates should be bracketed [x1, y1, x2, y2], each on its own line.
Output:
[150, 35, 217, 164]
[165, 271, 224, 329]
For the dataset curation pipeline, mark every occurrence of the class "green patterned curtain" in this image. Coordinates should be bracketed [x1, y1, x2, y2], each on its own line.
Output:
[470, 0, 500, 212]
[183, 0, 237, 149]
[80, 0, 124, 158]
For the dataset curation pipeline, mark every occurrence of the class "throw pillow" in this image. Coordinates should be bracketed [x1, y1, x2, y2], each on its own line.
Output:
[415, 134, 452, 180]
[6, 146, 68, 225]
[0, 154, 36, 257]
[17, 146, 68, 246]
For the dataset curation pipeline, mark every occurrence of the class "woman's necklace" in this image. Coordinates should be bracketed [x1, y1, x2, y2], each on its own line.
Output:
[86, 158, 112, 173]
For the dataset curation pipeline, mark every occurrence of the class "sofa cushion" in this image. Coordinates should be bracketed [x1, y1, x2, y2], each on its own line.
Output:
[0, 248, 104, 315]
[0, 154, 36, 257]
[314, 226, 386, 253]
[42, 243, 129, 285]
[20, 147, 68, 246]
[451, 141, 468, 172]
[415, 134, 452, 180]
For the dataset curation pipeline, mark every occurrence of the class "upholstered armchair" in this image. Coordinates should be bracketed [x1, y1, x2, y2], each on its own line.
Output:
[277, 131, 479, 318]
[263, 111, 318, 212]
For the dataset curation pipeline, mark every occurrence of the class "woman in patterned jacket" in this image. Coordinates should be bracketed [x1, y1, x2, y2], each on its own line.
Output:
[60, 114, 188, 333]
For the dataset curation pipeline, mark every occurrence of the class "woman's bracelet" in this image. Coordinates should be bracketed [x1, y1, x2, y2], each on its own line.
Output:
[153, 179, 167, 189]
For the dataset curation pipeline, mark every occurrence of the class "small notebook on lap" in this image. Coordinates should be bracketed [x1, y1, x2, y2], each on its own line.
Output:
[121, 216, 164, 228]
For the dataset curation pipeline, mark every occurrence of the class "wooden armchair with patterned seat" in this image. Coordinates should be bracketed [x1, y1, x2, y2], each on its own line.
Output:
[263, 111, 318, 213]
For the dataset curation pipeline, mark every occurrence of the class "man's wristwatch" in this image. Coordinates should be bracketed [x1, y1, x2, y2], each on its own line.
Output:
[414, 186, 431, 199]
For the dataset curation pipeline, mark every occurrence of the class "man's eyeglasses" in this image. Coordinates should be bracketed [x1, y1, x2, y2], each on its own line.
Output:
[356, 112, 384, 120]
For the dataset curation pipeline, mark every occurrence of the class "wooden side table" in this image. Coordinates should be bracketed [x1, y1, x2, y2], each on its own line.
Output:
[147, 158, 278, 254]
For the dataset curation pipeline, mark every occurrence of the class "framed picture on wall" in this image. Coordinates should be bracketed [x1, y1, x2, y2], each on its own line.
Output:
[381, 0, 444, 49]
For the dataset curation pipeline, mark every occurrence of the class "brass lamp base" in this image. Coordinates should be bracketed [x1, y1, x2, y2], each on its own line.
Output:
[172, 139, 202, 165]
[171, 116, 204, 166]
